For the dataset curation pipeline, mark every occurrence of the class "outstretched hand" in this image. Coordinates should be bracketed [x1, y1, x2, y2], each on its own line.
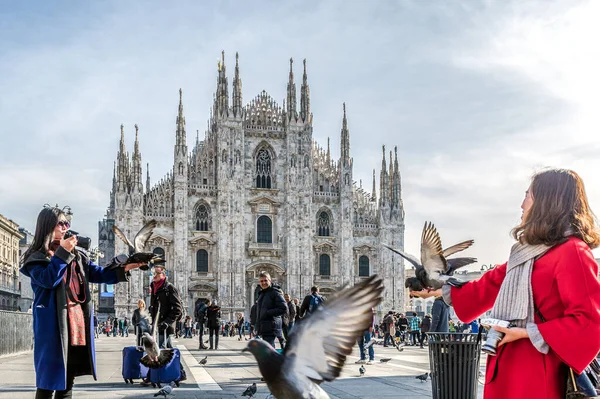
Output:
[124, 262, 146, 272]
[410, 288, 442, 299]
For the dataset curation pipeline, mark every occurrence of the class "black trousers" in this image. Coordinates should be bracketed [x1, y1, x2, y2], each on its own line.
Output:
[197, 322, 205, 346]
[209, 327, 219, 349]
[35, 345, 88, 399]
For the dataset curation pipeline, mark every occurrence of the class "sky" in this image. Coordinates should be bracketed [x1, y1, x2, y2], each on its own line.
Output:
[1, 0, 599, 265]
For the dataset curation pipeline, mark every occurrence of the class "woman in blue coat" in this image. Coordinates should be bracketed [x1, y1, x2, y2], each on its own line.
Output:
[20, 206, 144, 398]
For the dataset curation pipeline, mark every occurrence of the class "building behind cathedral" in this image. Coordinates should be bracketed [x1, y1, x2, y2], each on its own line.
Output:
[98, 52, 406, 320]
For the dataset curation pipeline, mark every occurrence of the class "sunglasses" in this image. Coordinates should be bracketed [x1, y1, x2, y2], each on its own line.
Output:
[57, 221, 71, 228]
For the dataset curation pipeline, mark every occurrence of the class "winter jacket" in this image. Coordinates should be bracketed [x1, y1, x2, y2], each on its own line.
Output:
[430, 297, 450, 333]
[420, 315, 432, 333]
[20, 246, 129, 391]
[149, 279, 183, 336]
[255, 285, 287, 337]
[194, 302, 208, 324]
[206, 305, 221, 329]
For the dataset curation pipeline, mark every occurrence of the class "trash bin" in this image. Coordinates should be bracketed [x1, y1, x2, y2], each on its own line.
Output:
[428, 332, 482, 399]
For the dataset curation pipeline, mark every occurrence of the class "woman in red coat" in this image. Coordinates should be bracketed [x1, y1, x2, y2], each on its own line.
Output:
[415, 169, 600, 399]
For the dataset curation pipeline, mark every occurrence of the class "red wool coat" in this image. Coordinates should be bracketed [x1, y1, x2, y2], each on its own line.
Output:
[450, 237, 600, 399]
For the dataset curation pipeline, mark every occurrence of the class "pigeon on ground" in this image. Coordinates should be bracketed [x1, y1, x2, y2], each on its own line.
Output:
[383, 222, 477, 291]
[416, 372, 429, 382]
[111, 219, 163, 269]
[154, 382, 175, 397]
[199, 356, 207, 365]
[380, 358, 392, 363]
[242, 382, 257, 397]
[359, 365, 366, 376]
[243, 274, 384, 399]
[140, 303, 175, 368]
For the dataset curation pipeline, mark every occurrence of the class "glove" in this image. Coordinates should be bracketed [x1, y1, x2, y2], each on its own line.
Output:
[158, 322, 169, 332]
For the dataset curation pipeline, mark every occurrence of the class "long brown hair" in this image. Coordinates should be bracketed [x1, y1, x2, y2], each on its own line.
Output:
[512, 169, 600, 248]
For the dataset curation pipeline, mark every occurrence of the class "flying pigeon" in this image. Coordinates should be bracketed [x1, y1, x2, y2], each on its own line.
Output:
[383, 222, 477, 291]
[359, 365, 366, 376]
[199, 356, 207, 365]
[380, 358, 392, 363]
[154, 382, 175, 397]
[112, 219, 163, 269]
[416, 372, 429, 382]
[243, 275, 384, 399]
[242, 382, 257, 397]
[140, 303, 175, 368]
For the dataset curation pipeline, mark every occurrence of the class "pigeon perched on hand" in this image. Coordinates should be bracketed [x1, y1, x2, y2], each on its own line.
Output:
[112, 219, 163, 269]
[199, 356, 207, 365]
[243, 274, 384, 399]
[383, 222, 477, 291]
[359, 365, 366, 376]
[242, 382, 257, 397]
[140, 303, 175, 368]
[154, 382, 175, 397]
[416, 372, 429, 382]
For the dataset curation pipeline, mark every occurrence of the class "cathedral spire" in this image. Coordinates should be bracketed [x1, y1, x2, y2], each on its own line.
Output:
[214, 50, 229, 117]
[146, 163, 150, 194]
[326, 137, 331, 164]
[176, 89, 186, 149]
[300, 59, 311, 123]
[131, 124, 143, 193]
[379, 145, 388, 207]
[116, 124, 129, 192]
[389, 150, 394, 209]
[371, 169, 377, 202]
[392, 146, 401, 208]
[286, 57, 297, 122]
[340, 103, 350, 167]
[232, 52, 242, 117]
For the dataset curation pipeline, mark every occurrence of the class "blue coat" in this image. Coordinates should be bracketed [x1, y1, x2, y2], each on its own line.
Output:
[20, 246, 129, 391]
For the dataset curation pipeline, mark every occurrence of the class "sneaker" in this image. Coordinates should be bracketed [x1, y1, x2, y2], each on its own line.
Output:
[364, 339, 376, 349]
[366, 361, 373, 365]
[355, 360, 366, 364]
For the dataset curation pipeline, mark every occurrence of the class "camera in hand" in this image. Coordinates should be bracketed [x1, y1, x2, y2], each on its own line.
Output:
[480, 318, 513, 356]
[63, 230, 91, 251]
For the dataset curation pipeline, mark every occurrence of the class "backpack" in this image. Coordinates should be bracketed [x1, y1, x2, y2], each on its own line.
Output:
[308, 294, 323, 314]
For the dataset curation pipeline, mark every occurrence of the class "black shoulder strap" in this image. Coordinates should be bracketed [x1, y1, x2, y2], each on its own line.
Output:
[534, 304, 546, 322]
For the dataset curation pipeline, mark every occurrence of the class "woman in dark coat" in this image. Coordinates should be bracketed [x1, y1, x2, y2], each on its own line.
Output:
[20, 206, 144, 398]
[206, 300, 221, 350]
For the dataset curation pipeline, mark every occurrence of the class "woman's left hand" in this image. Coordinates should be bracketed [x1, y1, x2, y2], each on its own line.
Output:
[124, 262, 146, 272]
[494, 326, 528, 347]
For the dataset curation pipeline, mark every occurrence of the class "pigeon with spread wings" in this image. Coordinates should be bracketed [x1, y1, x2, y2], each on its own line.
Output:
[243, 275, 384, 399]
[111, 220, 163, 270]
[383, 222, 477, 291]
[140, 303, 175, 369]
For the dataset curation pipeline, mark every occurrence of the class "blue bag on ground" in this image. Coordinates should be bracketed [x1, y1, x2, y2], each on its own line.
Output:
[122, 346, 149, 382]
[147, 348, 182, 383]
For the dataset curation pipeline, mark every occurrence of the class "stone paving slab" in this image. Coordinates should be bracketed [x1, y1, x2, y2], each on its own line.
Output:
[0, 335, 485, 398]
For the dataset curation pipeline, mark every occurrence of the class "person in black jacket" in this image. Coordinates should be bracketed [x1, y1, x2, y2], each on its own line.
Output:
[283, 293, 296, 339]
[194, 299, 209, 350]
[206, 300, 221, 350]
[255, 272, 287, 348]
[148, 265, 183, 349]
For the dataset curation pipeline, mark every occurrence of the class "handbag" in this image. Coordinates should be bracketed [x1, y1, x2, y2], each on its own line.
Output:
[535, 306, 600, 398]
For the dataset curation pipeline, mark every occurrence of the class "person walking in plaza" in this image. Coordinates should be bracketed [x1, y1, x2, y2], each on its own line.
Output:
[283, 293, 296, 337]
[255, 272, 287, 348]
[20, 205, 145, 398]
[112, 317, 119, 337]
[299, 286, 325, 318]
[429, 297, 450, 333]
[412, 169, 600, 399]
[183, 315, 192, 338]
[93, 315, 99, 339]
[382, 311, 395, 347]
[194, 299, 209, 349]
[408, 312, 421, 346]
[397, 313, 409, 343]
[419, 314, 431, 348]
[236, 312, 247, 341]
[206, 300, 221, 349]
[131, 299, 149, 347]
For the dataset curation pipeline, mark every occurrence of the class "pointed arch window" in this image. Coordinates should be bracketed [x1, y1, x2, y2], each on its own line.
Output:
[319, 254, 331, 276]
[195, 204, 210, 231]
[256, 149, 272, 189]
[196, 249, 209, 272]
[359, 255, 370, 277]
[317, 211, 331, 237]
[257, 215, 272, 243]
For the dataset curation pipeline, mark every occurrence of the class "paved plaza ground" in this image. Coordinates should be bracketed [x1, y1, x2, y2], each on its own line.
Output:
[0, 335, 485, 398]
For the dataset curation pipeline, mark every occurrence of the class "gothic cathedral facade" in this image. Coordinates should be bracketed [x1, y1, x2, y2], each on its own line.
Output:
[98, 52, 406, 321]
